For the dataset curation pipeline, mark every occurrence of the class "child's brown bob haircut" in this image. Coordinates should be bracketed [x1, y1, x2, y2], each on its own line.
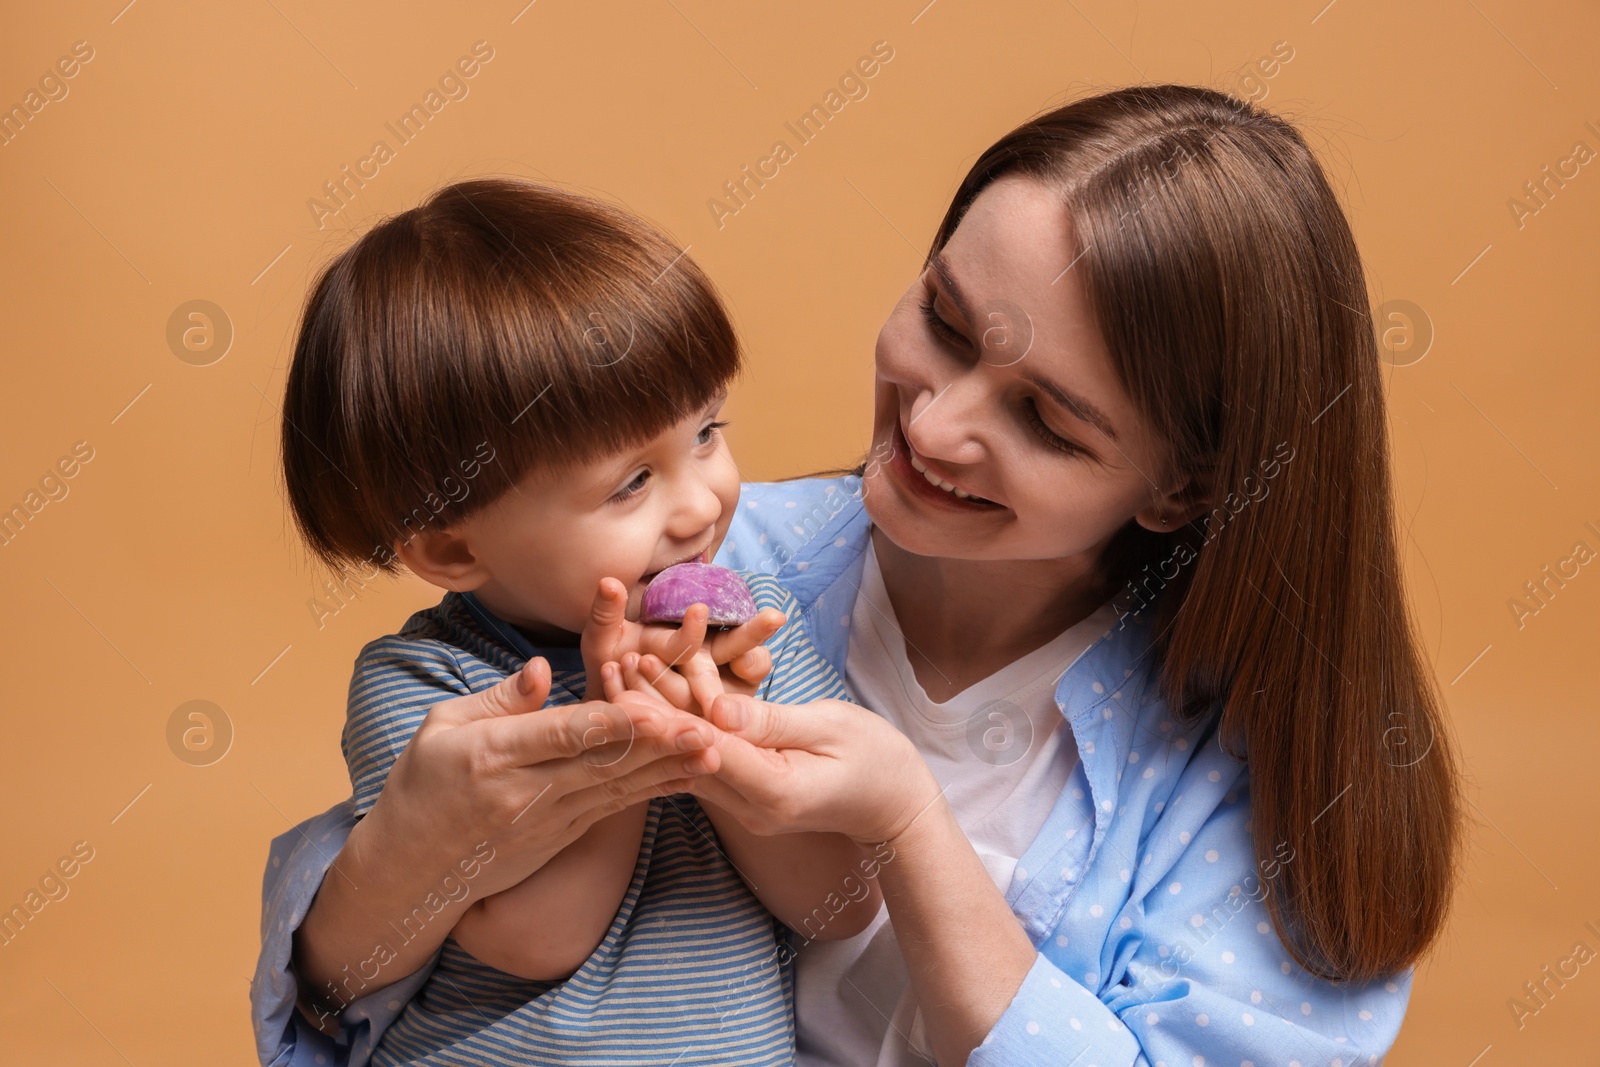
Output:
[281, 178, 741, 574]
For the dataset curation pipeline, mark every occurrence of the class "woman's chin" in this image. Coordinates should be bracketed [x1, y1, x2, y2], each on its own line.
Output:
[864, 486, 972, 562]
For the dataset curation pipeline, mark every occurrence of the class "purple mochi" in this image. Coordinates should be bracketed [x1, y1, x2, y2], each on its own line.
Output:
[640, 562, 758, 627]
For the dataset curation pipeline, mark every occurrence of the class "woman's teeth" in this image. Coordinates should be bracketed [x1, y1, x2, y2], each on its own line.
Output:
[909, 453, 986, 502]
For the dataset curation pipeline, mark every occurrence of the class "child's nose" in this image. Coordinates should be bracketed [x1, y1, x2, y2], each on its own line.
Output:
[673, 474, 723, 536]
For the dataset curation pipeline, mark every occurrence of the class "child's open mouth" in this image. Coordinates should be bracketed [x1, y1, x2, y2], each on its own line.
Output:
[640, 547, 711, 584]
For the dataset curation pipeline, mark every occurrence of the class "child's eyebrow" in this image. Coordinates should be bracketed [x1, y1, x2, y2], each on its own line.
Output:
[589, 449, 643, 496]
[587, 392, 730, 494]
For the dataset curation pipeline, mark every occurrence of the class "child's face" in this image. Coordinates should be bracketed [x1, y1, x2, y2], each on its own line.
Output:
[450, 392, 741, 643]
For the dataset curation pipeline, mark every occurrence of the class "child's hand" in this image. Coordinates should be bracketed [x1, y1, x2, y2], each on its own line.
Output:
[580, 576, 785, 703]
[632, 604, 786, 709]
[604, 642, 775, 719]
[581, 577, 705, 701]
[579, 577, 643, 701]
[632, 601, 786, 696]
[602, 653, 716, 718]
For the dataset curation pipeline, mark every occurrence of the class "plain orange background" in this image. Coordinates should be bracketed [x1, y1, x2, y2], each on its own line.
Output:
[2, 1, 1596, 1063]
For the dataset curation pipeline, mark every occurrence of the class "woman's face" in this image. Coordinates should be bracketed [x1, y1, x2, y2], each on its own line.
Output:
[865, 175, 1180, 565]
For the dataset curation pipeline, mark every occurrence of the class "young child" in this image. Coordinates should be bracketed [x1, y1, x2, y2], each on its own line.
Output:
[279, 178, 880, 1065]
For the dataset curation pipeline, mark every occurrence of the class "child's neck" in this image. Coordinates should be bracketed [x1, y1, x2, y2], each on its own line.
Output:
[469, 586, 581, 648]
[515, 621, 581, 648]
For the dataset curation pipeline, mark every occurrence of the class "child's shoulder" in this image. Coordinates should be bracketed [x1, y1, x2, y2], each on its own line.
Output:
[354, 594, 460, 655]
[731, 569, 853, 706]
[349, 593, 504, 689]
[733, 569, 800, 615]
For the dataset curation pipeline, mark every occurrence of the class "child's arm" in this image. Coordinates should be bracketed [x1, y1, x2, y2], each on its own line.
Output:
[699, 800, 884, 941]
[606, 647, 884, 941]
[342, 634, 655, 985]
[449, 801, 648, 980]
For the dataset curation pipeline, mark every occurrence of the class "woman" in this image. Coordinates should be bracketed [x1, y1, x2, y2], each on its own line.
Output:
[254, 84, 1461, 1066]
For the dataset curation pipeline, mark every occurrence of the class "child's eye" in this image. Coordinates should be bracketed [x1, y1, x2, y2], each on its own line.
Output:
[610, 470, 650, 503]
[697, 420, 730, 445]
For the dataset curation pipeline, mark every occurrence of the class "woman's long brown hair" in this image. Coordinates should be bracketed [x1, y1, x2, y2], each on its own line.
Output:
[916, 85, 1462, 983]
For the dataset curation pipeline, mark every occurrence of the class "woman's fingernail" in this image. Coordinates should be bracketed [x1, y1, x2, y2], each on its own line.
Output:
[722, 699, 747, 730]
[684, 755, 710, 774]
[676, 728, 707, 751]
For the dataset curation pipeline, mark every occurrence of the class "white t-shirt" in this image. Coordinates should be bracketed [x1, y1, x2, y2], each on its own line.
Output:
[795, 539, 1117, 1067]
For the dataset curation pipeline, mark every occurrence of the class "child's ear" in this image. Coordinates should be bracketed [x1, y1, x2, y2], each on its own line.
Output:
[392, 526, 492, 591]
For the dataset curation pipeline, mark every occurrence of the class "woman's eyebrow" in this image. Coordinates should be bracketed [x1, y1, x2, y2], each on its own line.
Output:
[1024, 372, 1120, 443]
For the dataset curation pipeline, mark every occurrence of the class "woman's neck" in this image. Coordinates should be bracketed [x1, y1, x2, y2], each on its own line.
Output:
[869, 525, 1113, 703]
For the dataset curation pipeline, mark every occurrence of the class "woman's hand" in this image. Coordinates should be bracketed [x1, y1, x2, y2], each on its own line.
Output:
[696, 691, 1037, 1067]
[370, 655, 722, 900]
[683, 693, 944, 846]
[293, 655, 728, 1015]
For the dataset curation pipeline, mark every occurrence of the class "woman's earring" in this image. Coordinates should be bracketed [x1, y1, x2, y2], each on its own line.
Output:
[1159, 515, 1169, 526]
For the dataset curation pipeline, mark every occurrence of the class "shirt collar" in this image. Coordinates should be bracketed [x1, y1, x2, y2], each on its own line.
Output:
[458, 591, 587, 676]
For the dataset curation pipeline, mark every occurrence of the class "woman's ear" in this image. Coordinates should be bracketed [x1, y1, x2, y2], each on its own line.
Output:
[1133, 477, 1213, 534]
[392, 525, 492, 591]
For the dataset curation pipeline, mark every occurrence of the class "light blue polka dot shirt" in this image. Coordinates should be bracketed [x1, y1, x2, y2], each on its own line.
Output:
[252, 475, 1414, 1067]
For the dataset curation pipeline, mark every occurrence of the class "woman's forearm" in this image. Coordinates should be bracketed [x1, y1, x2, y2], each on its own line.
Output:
[292, 806, 475, 1023]
[875, 800, 1037, 1067]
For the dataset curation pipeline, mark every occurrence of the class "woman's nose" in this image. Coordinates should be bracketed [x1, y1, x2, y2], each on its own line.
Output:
[904, 376, 988, 466]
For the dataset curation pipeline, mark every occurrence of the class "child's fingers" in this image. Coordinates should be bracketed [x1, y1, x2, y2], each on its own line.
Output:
[600, 661, 627, 704]
[659, 603, 710, 669]
[678, 649, 727, 719]
[635, 653, 695, 711]
[625, 652, 693, 712]
[589, 577, 629, 627]
[716, 651, 771, 698]
[580, 579, 635, 700]
[726, 646, 772, 686]
[717, 664, 760, 699]
[632, 614, 704, 675]
[581, 578, 629, 652]
[707, 608, 786, 665]
[607, 687, 686, 722]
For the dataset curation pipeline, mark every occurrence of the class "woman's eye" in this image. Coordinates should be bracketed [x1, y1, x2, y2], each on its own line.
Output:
[697, 419, 730, 445]
[919, 298, 968, 349]
[611, 470, 650, 503]
[1025, 398, 1082, 457]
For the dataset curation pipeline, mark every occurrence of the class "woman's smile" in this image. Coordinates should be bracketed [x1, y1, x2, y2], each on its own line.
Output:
[886, 417, 1005, 512]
